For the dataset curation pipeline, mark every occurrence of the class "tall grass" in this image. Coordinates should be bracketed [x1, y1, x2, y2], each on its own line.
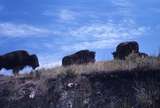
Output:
[37, 53, 160, 79]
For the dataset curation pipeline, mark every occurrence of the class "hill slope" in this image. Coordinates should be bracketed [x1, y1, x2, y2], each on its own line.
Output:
[0, 55, 160, 108]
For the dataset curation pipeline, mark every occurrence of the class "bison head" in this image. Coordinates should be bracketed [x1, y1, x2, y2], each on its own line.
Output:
[62, 56, 73, 66]
[89, 51, 96, 63]
[30, 55, 39, 69]
[112, 51, 117, 59]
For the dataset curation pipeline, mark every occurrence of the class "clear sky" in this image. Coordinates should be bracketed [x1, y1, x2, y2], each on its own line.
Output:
[0, 0, 160, 69]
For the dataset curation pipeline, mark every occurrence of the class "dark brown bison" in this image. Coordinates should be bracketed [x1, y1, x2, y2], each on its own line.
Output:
[112, 41, 139, 60]
[62, 50, 96, 66]
[0, 50, 39, 75]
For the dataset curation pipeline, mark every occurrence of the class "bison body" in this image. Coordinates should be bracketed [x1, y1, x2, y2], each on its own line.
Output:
[0, 50, 39, 75]
[62, 50, 95, 66]
[113, 41, 139, 60]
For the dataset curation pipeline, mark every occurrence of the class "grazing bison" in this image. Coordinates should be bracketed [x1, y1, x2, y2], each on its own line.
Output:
[62, 50, 96, 66]
[0, 50, 39, 75]
[112, 41, 139, 60]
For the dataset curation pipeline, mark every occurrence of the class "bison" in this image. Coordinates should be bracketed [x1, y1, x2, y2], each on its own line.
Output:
[62, 50, 96, 66]
[0, 50, 39, 75]
[112, 41, 139, 60]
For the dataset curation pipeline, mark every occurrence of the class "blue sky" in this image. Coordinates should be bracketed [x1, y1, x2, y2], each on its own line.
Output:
[0, 0, 160, 69]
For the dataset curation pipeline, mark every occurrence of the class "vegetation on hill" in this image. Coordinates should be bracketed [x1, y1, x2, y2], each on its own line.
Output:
[0, 53, 160, 108]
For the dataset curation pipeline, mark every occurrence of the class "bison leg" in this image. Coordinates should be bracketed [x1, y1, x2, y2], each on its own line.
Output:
[13, 69, 19, 76]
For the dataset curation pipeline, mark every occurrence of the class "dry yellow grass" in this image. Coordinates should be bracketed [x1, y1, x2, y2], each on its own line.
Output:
[37, 53, 160, 79]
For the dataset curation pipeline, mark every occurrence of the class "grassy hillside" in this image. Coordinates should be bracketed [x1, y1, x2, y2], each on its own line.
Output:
[0, 54, 160, 108]
[39, 53, 160, 78]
